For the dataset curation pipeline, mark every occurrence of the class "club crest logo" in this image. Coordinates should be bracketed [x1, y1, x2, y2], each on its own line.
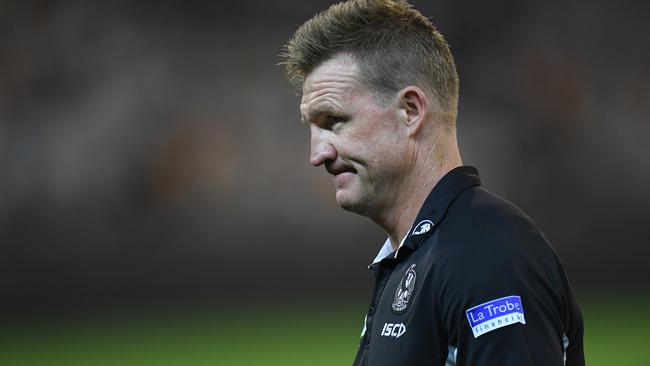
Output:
[392, 263, 417, 314]
[412, 220, 433, 236]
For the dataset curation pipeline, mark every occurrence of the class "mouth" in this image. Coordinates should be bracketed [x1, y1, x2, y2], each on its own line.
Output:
[327, 163, 357, 190]
[326, 164, 357, 177]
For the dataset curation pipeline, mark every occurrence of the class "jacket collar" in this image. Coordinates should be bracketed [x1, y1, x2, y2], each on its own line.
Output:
[371, 166, 482, 266]
[401, 165, 481, 250]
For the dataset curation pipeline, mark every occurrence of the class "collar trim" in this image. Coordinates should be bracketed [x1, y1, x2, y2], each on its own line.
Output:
[371, 233, 408, 265]
[403, 166, 481, 250]
[370, 166, 482, 264]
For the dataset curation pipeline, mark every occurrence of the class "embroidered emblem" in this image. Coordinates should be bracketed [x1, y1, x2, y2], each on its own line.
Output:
[392, 264, 417, 314]
[412, 220, 433, 236]
[465, 295, 526, 338]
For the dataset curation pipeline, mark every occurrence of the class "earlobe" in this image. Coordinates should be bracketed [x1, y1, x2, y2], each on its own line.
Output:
[399, 87, 428, 136]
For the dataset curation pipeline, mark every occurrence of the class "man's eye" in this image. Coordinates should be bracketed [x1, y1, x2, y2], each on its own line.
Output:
[325, 116, 346, 130]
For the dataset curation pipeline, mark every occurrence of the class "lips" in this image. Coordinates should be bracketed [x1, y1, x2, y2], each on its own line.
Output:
[326, 163, 357, 190]
[326, 163, 357, 176]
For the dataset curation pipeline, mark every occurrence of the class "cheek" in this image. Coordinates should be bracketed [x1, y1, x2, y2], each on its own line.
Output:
[345, 102, 400, 160]
[355, 109, 394, 140]
[368, 114, 402, 150]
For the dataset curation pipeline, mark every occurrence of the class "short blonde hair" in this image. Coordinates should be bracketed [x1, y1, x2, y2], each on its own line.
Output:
[281, 0, 459, 124]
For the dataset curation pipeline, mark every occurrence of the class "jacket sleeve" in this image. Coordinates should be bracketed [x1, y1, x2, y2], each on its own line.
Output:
[434, 222, 584, 366]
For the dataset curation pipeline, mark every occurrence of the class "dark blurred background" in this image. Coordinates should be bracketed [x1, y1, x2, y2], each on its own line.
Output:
[1, 0, 649, 322]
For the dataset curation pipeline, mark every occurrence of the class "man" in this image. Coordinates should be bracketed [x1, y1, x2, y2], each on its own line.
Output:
[281, 1, 584, 365]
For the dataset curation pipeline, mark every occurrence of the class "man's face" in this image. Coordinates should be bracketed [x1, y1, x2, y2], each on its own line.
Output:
[300, 54, 407, 215]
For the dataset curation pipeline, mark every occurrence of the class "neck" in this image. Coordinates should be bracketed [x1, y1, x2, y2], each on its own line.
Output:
[374, 134, 462, 250]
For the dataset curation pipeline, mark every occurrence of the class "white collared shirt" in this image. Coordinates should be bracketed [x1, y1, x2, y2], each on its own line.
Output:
[371, 234, 408, 264]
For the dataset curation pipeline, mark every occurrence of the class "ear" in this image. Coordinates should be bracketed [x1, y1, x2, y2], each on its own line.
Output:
[397, 86, 428, 137]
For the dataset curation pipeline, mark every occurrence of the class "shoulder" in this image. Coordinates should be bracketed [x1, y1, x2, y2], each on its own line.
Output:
[417, 187, 581, 360]
[451, 186, 541, 237]
[427, 186, 564, 299]
[437, 186, 557, 263]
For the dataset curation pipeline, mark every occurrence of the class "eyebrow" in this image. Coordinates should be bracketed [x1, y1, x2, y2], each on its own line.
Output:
[301, 105, 343, 125]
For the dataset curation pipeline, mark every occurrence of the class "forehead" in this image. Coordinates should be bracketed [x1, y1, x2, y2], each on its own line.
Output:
[300, 55, 363, 119]
[303, 54, 361, 94]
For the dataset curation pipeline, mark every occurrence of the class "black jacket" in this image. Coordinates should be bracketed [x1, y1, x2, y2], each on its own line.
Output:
[353, 166, 584, 366]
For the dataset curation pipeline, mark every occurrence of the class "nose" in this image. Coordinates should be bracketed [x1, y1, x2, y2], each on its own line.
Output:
[310, 127, 337, 166]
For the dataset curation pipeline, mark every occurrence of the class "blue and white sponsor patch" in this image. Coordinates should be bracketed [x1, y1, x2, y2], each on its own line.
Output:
[465, 295, 525, 338]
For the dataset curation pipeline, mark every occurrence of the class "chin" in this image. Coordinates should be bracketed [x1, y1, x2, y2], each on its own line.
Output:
[335, 190, 370, 215]
[335, 190, 355, 210]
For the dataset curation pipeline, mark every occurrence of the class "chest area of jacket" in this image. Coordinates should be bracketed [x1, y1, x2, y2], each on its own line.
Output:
[367, 257, 443, 363]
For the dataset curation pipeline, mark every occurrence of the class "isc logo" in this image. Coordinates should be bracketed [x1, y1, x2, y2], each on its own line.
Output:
[381, 322, 406, 338]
